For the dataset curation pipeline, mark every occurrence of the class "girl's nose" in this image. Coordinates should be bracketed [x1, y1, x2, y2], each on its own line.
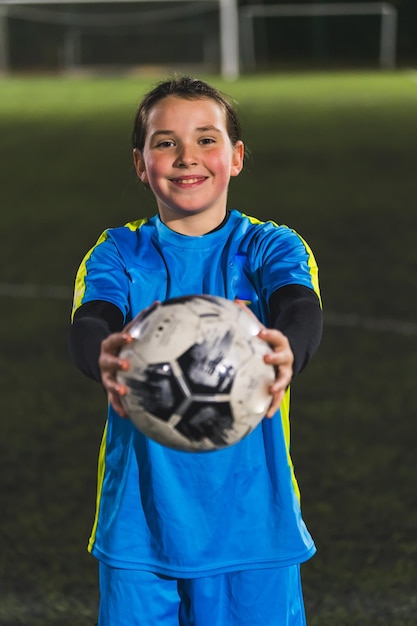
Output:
[175, 145, 198, 167]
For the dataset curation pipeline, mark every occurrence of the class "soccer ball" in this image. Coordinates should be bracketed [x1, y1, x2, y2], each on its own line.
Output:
[117, 295, 275, 452]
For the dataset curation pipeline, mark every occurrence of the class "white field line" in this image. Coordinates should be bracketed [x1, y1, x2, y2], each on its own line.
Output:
[324, 311, 417, 336]
[0, 282, 416, 336]
[0, 282, 72, 300]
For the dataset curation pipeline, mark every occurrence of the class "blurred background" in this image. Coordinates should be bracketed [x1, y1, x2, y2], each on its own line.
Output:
[0, 1, 417, 625]
[1, 0, 417, 75]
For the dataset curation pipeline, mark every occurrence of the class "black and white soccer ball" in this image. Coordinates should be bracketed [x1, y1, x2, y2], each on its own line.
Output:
[117, 295, 275, 452]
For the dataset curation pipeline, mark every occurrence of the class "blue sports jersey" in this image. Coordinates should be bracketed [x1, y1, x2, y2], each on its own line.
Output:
[72, 210, 321, 577]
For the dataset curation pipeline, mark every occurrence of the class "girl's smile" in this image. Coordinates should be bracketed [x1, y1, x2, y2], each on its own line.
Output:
[170, 175, 209, 188]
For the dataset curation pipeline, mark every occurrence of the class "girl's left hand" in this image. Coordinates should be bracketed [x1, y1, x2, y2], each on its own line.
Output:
[234, 300, 294, 418]
[258, 328, 294, 417]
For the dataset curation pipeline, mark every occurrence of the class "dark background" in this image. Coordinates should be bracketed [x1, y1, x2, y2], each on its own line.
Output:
[0, 70, 416, 625]
[3, 0, 417, 72]
[1, 1, 417, 624]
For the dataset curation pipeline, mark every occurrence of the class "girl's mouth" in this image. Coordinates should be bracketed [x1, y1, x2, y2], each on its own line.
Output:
[171, 176, 208, 187]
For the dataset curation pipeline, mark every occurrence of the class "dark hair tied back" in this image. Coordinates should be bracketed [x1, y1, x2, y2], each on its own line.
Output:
[131, 75, 242, 153]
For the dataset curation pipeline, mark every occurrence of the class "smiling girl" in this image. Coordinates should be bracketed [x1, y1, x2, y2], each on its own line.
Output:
[69, 76, 323, 626]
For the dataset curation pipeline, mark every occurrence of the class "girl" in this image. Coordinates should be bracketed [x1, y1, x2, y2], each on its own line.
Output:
[70, 75, 322, 625]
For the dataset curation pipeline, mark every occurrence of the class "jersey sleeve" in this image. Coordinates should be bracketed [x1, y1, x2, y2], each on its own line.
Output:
[252, 223, 321, 306]
[71, 230, 130, 322]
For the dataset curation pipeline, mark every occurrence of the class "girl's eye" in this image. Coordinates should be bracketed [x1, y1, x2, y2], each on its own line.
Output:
[200, 138, 215, 145]
[156, 140, 175, 148]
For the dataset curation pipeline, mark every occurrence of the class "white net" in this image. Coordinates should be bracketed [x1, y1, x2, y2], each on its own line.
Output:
[2, 1, 221, 72]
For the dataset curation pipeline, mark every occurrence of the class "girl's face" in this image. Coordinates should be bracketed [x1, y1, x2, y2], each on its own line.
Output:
[133, 95, 244, 234]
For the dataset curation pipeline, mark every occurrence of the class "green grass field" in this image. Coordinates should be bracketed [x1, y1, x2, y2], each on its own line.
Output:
[1, 71, 417, 625]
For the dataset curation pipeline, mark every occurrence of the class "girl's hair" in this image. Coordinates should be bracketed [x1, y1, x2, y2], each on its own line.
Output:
[131, 75, 242, 152]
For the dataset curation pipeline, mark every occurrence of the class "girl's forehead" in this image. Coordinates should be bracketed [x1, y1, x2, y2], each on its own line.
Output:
[147, 95, 226, 126]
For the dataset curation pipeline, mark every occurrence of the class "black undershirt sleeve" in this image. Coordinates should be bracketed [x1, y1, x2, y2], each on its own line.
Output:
[69, 286, 322, 385]
[69, 300, 125, 383]
[269, 284, 323, 378]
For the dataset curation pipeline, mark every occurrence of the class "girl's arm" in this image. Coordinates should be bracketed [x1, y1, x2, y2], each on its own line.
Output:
[69, 286, 322, 418]
[269, 283, 323, 377]
[69, 300, 124, 383]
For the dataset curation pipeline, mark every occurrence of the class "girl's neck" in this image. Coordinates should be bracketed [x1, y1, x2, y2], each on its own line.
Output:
[159, 209, 229, 237]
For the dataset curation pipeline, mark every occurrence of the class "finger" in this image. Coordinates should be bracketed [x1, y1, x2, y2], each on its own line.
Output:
[101, 332, 133, 356]
[271, 370, 292, 396]
[101, 367, 128, 389]
[264, 363, 292, 418]
[266, 388, 286, 418]
[258, 327, 288, 349]
[108, 389, 129, 419]
[99, 333, 133, 380]
[260, 331, 294, 372]
[99, 353, 130, 377]
[263, 347, 293, 376]
[264, 349, 293, 367]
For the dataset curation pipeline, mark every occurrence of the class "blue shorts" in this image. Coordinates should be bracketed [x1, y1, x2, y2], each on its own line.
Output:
[97, 562, 306, 626]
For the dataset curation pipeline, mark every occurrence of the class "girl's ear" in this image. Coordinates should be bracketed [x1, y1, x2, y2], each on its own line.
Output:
[133, 148, 148, 184]
[230, 141, 245, 178]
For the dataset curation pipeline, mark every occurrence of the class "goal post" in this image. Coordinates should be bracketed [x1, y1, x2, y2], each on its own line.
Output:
[0, 0, 397, 77]
[0, 5, 9, 72]
[0, 0, 240, 79]
[240, 2, 398, 71]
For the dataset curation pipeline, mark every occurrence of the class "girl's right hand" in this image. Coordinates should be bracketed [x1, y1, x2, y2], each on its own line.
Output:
[98, 331, 133, 418]
[99, 302, 160, 418]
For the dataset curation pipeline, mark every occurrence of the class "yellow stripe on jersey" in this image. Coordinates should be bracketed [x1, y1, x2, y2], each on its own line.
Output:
[124, 218, 148, 232]
[88, 421, 108, 553]
[297, 233, 322, 308]
[71, 219, 149, 321]
[280, 387, 301, 502]
[71, 230, 109, 321]
[242, 212, 320, 502]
